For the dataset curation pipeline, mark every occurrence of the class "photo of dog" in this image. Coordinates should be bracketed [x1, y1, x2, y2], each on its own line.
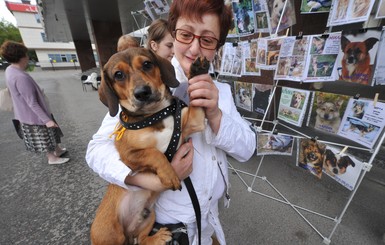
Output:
[258, 49, 266, 64]
[321, 146, 364, 191]
[91, 48, 207, 245]
[323, 149, 355, 176]
[253, 84, 272, 115]
[262, 135, 293, 152]
[235, 81, 253, 111]
[256, 13, 268, 29]
[277, 58, 291, 75]
[298, 138, 326, 178]
[333, 0, 349, 20]
[305, 0, 332, 12]
[267, 0, 296, 32]
[352, 0, 371, 17]
[311, 37, 325, 54]
[340, 35, 379, 85]
[290, 91, 305, 109]
[351, 100, 366, 119]
[313, 92, 347, 134]
[344, 117, 377, 137]
[267, 50, 280, 65]
[308, 54, 337, 77]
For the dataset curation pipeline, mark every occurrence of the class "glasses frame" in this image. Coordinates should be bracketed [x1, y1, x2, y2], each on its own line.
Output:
[173, 29, 220, 50]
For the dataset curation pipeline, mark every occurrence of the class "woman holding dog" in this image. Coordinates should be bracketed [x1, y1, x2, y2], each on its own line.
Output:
[1, 41, 69, 165]
[147, 18, 175, 61]
[86, 0, 256, 244]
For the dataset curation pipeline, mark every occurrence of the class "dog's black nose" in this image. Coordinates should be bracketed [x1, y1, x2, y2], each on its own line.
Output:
[134, 85, 152, 101]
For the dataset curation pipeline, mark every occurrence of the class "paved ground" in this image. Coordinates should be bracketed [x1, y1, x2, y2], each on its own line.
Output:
[0, 69, 384, 245]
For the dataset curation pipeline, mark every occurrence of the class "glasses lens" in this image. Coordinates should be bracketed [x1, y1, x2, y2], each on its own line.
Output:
[176, 30, 194, 44]
[200, 36, 217, 50]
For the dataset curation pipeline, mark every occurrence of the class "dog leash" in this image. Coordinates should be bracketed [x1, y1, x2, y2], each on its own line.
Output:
[118, 98, 201, 245]
[163, 99, 201, 245]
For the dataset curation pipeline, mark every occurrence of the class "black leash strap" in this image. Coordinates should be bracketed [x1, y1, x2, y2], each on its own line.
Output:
[163, 99, 201, 245]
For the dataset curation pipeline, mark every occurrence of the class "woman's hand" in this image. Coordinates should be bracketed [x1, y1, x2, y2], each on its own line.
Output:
[171, 138, 194, 181]
[188, 74, 222, 134]
[45, 120, 58, 128]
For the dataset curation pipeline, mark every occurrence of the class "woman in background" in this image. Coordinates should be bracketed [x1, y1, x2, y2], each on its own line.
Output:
[1, 41, 69, 165]
[147, 18, 175, 61]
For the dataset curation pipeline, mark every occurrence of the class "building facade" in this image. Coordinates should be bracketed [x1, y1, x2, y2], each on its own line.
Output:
[5, 0, 97, 70]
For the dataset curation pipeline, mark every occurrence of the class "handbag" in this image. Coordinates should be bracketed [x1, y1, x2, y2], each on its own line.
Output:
[149, 222, 189, 245]
[0, 88, 13, 111]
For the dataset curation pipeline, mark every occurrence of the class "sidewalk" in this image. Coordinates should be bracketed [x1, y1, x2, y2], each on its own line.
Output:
[0, 70, 384, 244]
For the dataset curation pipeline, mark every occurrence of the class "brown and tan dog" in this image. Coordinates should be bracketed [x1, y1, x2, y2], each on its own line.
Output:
[298, 139, 326, 179]
[340, 36, 379, 85]
[91, 48, 207, 245]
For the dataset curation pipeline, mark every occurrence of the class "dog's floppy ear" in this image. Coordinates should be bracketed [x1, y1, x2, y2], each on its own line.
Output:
[341, 36, 350, 51]
[149, 50, 179, 88]
[364, 38, 379, 52]
[99, 65, 119, 117]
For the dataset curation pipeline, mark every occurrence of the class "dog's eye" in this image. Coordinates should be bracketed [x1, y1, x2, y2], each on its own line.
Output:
[114, 71, 126, 81]
[142, 61, 154, 71]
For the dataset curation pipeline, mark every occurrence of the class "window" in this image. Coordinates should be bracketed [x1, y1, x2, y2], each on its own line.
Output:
[41, 32, 48, 42]
[35, 14, 41, 24]
[48, 54, 78, 63]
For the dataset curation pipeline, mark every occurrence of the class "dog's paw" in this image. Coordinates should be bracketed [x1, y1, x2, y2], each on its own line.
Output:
[158, 169, 182, 191]
[142, 227, 172, 245]
[189, 56, 210, 79]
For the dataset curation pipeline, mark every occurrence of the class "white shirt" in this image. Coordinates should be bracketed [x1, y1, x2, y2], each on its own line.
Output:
[85, 57, 256, 244]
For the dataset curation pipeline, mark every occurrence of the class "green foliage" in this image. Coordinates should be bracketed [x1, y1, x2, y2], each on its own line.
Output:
[0, 19, 22, 45]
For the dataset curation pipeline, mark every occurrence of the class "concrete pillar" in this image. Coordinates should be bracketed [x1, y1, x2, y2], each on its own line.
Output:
[92, 20, 122, 68]
[73, 39, 97, 72]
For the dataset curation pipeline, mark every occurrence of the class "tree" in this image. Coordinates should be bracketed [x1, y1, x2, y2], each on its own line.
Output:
[0, 19, 22, 45]
[0, 19, 37, 62]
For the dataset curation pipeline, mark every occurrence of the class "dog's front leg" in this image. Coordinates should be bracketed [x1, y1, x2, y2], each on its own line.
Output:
[181, 106, 205, 140]
[118, 148, 181, 191]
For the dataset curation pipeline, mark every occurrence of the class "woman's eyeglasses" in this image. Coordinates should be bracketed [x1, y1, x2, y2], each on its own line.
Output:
[174, 29, 219, 50]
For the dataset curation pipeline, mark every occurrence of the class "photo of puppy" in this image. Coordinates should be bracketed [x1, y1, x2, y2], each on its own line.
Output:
[305, 0, 332, 12]
[352, 100, 366, 119]
[323, 149, 355, 176]
[258, 49, 266, 64]
[314, 93, 346, 134]
[267, 0, 296, 32]
[298, 139, 326, 178]
[290, 92, 305, 109]
[267, 50, 279, 65]
[256, 13, 268, 29]
[340, 35, 379, 85]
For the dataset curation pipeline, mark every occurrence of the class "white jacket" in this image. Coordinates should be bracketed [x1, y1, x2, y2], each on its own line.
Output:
[85, 57, 256, 244]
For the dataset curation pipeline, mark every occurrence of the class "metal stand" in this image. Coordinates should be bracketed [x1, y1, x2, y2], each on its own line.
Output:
[229, 80, 384, 244]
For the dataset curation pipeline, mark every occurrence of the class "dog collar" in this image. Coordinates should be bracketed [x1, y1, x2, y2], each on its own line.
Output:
[119, 98, 187, 161]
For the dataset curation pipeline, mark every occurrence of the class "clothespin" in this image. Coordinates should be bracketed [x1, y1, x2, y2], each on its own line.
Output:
[232, 42, 238, 47]
[310, 136, 318, 142]
[273, 129, 278, 135]
[373, 93, 379, 106]
[321, 30, 329, 39]
[296, 31, 303, 39]
[354, 93, 360, 100]
[338, 146, 348, 156]
[259, 32, 262, 39]
[285, 28, 290, 37]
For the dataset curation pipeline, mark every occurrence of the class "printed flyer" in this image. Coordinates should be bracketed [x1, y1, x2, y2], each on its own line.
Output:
[337, 98, 385, 149]
[257, 133, 294, 156]
[241, 40, 261, 76]
[323, 145, 364, 191]
[303, 32, 341, 82]
[274, 36, 311, 81]
[327, 0, 375, 26]
[234, 81, 253, 112]
[277, 87, 310, 127]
